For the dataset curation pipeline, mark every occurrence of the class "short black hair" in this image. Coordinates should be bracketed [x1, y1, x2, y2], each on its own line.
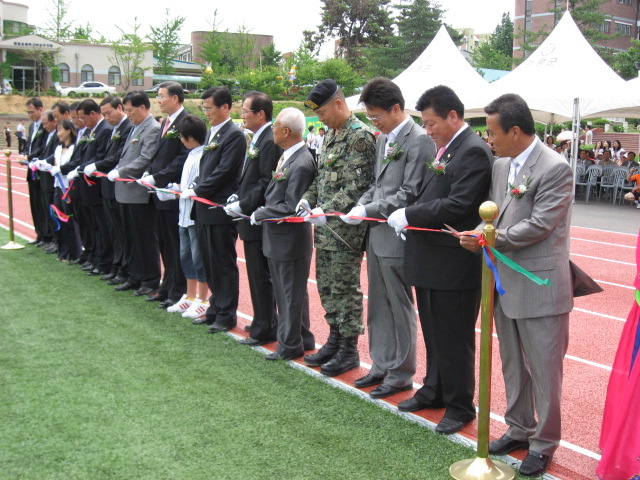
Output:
[627, 151, 636, 157]
[78, 99, 101, 115]
[100, 96, 123, 109]
[69, 101, 81, 111]
[416, 85, 463, 118]
[245, 91, 273, 121]
[308, 125, 314, 131]
[158, 81, 185, 103]
[52, 100, 70, 114]
[201, 86, 232, 109]
[43, 110, 55, 122]
[359, 77, 405, 111]
[484, 93, 535, 136]
[177, 114, 207, 145]
[26, 97, 43, 109]
[123, 90, 151, 109]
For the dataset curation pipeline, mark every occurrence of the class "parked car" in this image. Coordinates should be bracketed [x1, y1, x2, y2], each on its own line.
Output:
[57, 82, 116, 97]
[145, 84, 190, 95]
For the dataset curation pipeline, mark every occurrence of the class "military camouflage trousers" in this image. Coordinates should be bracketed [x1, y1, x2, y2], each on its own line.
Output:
[315, 248, 364, 337]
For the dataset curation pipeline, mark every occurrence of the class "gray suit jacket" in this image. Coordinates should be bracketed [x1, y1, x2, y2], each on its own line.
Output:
[358, 119, 434, 258]
[115, 115, 160, 204]
[490, 138, 574, 319]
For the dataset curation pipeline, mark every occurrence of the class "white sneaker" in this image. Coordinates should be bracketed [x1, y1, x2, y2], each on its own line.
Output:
[167, 294, 193, 313]
[182, 299, 208, 319]
[636, 203, 640, 209]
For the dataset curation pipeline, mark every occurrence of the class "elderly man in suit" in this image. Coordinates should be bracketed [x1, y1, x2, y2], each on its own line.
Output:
[251, 107, 316, 361]
[34, 110, 60, 253]
[108, 91, 161, 296]
[341, 77, 433, 399]
[25, 97, 47, 246]
[225, 91, 281, 345]
[84, 96, 134, 284]
[180, 86, 245, 334]
[139, 81, 189, 307]
[387, 85, 492, 435]
[460, 93, 574, 477]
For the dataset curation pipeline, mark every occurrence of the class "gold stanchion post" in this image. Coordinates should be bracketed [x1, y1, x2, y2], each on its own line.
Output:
[1, 148, 25, 250]
[449, 201, 514, 480]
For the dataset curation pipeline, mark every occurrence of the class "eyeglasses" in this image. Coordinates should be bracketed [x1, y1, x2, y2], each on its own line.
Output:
[365, 108, 391, 122]
[271, 124, 287, 130]
[200, 105, 220, 113]
[241, 109, 257, 116]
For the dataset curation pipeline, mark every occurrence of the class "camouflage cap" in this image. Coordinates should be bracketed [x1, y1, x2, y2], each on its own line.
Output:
[305, 79, 339, 111]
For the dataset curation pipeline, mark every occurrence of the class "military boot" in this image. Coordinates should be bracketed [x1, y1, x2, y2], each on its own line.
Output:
[303, 325, 340, 367]
[320, 335, 359, 377]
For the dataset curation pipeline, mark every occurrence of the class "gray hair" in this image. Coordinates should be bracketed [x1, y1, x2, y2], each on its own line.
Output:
[278, 107, 305, 135]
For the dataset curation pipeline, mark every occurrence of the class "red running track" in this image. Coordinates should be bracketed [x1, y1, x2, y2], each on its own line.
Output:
[1, 154, 636, 480]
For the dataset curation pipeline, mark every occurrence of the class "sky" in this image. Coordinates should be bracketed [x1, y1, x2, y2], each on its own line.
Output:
[25, 0, 515, 57]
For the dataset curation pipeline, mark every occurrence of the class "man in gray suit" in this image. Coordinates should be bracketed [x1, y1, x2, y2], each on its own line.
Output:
[108, 91, 161, 295]
[461, 93, 574, 477]
[251, 108, 316, 361]
[341, 77, 434, 399]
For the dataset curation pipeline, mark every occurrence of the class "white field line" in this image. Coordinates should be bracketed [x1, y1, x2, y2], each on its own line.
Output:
[570, 252, 635, 266]
[571, 237, 635, 249]
[0, 186, 30, 197]
[572, 225, 637, 237]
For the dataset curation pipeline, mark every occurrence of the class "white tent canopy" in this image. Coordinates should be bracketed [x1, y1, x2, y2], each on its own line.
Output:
[581, 76, 640, 119]
[345, 25, 493, 117]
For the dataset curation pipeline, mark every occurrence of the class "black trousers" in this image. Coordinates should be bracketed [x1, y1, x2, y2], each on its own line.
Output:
[156, 208, 186, 301]
[414, 287, 480, 423]
[196, 222, 239, 329]
[104, 197, 127, 277]
[28, 176, 45, 242]
[122, 202, 160, 289]
[53, 187, 81, 261]
[243, 238, 277, 341]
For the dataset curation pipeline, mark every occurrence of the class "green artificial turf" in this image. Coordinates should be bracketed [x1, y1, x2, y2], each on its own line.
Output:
[0, 231, 495, 480]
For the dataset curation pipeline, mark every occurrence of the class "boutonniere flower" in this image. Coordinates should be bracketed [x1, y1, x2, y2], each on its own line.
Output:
[427, 158, 446, 175]
[164, 128, 179, 139]
[204, 141, 219, 151]
[78, 134, 95, 144]
[323, 154, 337, 168]
[34, 129, 43, 138]
[272, 168, 288, 182]
[509, 176, 532, 198]
[131, 136, 140, 144]
[246, 145, 259, 159]
[382, 142, 403, 164]
[112, 131, 121, 141]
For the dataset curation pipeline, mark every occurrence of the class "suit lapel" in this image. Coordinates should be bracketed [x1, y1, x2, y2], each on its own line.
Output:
[377, 120, 415, 180]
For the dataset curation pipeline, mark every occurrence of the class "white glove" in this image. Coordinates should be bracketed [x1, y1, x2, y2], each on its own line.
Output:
[84, 163, 97, 176]
[156, 190, 177, 201]
[296, 198, 311, 216]
[250, 211, 261, 225]
[166, 182, 180, 193]
[107, 169, 119, 182]
[36, 160, 51, 172]
[67, 168, 79, 180]
[388, 208, 408, 239]
[138, 174, 155, 187]
[227, 193, 239, 204]
[50, 165, 61, 176]
[224, 200, 243, 218]
[304, 207, 327, 225]
[180, 188, 195, 199]
[341, 204, 366, 225]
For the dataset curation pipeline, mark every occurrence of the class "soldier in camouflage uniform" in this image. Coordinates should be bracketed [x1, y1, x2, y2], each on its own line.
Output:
[297, 79, 375, 377]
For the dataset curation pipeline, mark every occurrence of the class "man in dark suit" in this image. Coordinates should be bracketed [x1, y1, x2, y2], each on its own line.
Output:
[108, 91, 161, 295]
[75, 99, 113, 276]
[460, 94, 574, 477]
[250, 107, 316, 361]
[139, 81, 189, 307]
[225, 91, 280, 345]
[24, 97, 47, 246]
[35, 110, 60, 253]
[85, 97, 133, 284]
[387, 85, 492, 435]
[342, 77, 433, 398]
[180, 86, 245, 333]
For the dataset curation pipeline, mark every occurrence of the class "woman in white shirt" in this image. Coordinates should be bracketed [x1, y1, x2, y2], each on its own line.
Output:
[611, 139, 626, 164]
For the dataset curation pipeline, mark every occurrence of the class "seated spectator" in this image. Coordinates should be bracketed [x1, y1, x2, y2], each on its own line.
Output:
[611, 139, 626, 164]
[594, 140, 604, 160]
[598, 150, 616, 166]
[545, 135, 555, 149]
[626, 167, 640, 208]
[622, 151, 639, 169]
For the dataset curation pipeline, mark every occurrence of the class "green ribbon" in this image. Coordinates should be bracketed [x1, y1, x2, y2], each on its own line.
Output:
[488, 245, 552, 288]
[635, 289, 640, 307]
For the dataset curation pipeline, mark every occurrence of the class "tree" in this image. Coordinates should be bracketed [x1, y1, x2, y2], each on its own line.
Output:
[315, 58, 363, 95]
[472, 12, 513, 70]
[198, 10, 228, 74]
[221, 25, 257, 74]
[148, 9, 185, 75]
[611, 38, 640, 79]
[304, 0, 393, 69]
[259, 43, 282, 68]
[40, 0, 73, 42]
[108, 19, 151, 92]
[492, 12, 514, 57]
[70, 23, 94, 41]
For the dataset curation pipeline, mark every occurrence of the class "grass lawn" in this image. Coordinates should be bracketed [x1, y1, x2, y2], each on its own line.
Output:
[1, 230, 487, 480]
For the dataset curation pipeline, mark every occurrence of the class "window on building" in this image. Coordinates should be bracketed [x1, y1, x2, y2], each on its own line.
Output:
[615, 22, 632, 36]
[600, 21, 611, 33]
[81, 64, 94, 82]
[525, 0, 533, 31]
[132, 67, 143, 86]
[58, 63, 70, 83]
[618, 0, 631, 4]
[108, 66, 121, 85]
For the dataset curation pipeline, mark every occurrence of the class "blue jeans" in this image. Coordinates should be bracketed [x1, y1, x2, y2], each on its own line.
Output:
[179, 225, 207, 282]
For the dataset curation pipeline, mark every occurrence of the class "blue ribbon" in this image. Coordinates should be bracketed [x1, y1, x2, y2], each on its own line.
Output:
[49, 205, 61, 232]
[482, 246, 506, 296]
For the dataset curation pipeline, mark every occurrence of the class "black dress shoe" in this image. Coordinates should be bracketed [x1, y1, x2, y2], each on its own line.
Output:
[488, 435, 530, 456]
[207, 324, 231, 334]
[158, 299, 175, 309]
[265, 351, 302, 361]
[239, 337, 273, 346]
[114, 282, 137, 292]
[354, 374, 385, 388]
[519, 452, 551, 477]
[435, 417, 470, 435]
[68, 258, 81, 265]
[145, 292, 166, 302]
[81, 261, 94, 270]
[369, 383, 412, 399]
[100, 272, 116, 281]
[397, 396, 445, 412]
[134, 287, 156, 297]
[87, 268, 102, 276]
[244, 324, 252, 332]
[108, 276, 127, 285]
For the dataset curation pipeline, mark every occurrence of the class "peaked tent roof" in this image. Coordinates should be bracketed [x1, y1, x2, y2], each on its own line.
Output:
[345, 25, 492, 117]
[485, 12, 627, 123]
[581, 75, 640, 119]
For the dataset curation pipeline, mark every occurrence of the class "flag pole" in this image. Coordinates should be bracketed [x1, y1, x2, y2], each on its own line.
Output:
[1, 149, 25, 250]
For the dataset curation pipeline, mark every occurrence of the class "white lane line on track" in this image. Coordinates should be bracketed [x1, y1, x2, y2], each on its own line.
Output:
[571, 237, 635, 249]
[573, 307, 626, 322]
[0, 186, 30, 197]
[573, 225, 637, 237]
[570, 252, 635, 266]
[594, 279, 635, 290]
[0, 215, 36, 230]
